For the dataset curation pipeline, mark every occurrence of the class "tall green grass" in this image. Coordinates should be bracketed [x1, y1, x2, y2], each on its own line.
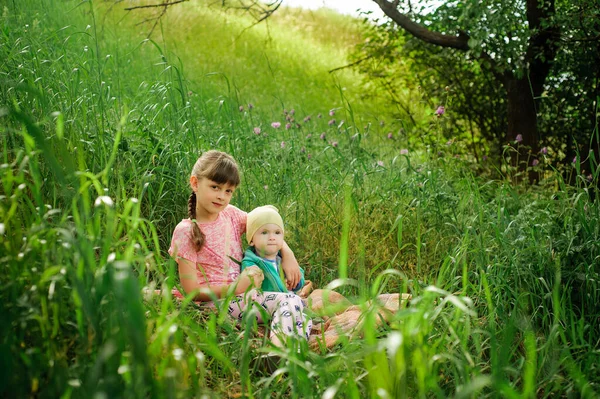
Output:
[1, 0, 599, 397]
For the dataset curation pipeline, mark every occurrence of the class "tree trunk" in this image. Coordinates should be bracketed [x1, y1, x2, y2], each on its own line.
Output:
[505, 77, 540, 181]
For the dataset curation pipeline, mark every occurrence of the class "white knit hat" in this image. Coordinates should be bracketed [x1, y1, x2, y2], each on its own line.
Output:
[246, 205, 284, 244]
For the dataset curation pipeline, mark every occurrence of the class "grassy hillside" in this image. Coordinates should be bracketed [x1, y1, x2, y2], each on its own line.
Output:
[101, 0, 389, 124]
[1, 0, 599, 398]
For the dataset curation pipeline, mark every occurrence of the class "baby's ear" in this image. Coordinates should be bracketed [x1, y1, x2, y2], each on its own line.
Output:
[249, 239, 254, 246]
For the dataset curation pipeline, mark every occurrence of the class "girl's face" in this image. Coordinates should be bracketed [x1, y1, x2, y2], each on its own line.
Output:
[191, 176, 236, 221]
[250, 223, 284, 260]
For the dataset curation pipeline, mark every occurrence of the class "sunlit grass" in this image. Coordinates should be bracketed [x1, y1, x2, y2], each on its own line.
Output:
[1, 0, 599, 398]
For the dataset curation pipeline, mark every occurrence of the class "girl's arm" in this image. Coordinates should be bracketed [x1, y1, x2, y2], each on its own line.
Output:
[280, 241, 301, 290]
[177, 258, 263, 301]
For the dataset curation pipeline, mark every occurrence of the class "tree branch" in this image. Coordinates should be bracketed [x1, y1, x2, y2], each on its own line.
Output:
[372, 0, 470, 50]
[329, 54, 375, 73]
[124, 0, 188, 11]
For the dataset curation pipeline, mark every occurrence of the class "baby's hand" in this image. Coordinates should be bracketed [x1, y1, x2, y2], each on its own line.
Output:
[242, 266, 264, 288]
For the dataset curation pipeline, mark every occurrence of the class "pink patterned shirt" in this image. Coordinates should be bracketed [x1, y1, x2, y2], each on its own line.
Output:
[169, 205, 247, 287]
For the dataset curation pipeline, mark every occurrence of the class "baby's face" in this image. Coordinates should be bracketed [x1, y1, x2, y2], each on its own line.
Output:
[250, 223, 284, 259]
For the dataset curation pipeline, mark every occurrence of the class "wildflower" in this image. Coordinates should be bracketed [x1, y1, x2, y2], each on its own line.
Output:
[572, 156, 577, 164]
[286, 115, 292, 122]
[285, 123, 292, 130]
[387, 132, 393, 139]
[377, 160, 384, 167]
[332, 141, 338, 147]
[540, 147, 548, 155]
[280, 141, 285, 148]
[515, 134, 523, 143]
[306, 134, 312, 139]
[94, 196, 114, 207]
[435, 106, 445, 116]
[328, 119, 336, 126]
[400, 149, 409, 155]
[446, 139, 453, 146]
[300, 147, 306, 153]
[289, 109, 295, 115]
[587, 174, 593, 182]
[380, 121, 385, 127]
[482, 155, 488, 161]
[248, 103, 254, 110]
[264, 185, 268, 190]
[329, 109, 335, 116]
[317, 113, 322, 119]
[239, 105, 244, 112]
[307, 154, 312, 160]
[253, 127, 261, 135]
[320, 133, 326, 140]
[271, 122, 281, 129]
[532, 159, 539, 166]
[303, 116, 311, 123]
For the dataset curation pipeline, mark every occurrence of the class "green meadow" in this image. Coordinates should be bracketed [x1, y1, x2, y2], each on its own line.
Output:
[1, 1, 599, 398]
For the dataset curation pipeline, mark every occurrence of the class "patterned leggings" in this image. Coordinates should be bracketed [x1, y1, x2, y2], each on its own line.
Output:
[227, 290, 312, 345]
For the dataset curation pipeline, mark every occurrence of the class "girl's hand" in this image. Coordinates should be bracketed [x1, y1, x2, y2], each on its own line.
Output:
[280, 242, 301, 289]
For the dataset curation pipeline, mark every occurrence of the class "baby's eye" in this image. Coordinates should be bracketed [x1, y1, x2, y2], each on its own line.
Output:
[261, 230, 268, 235]
[275, 230, 282, 235]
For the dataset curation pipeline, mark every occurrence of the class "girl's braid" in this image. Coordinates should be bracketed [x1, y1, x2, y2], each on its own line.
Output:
[188, 192, 205, 251]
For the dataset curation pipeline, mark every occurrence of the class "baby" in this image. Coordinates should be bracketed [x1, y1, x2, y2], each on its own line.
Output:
[241, 205, 305, 292]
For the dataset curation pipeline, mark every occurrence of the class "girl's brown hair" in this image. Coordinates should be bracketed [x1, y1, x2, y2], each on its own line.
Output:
[188, 150, 240, 251]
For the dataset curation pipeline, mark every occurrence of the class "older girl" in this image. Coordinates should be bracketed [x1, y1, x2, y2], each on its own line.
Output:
[169, 150, 311, 345]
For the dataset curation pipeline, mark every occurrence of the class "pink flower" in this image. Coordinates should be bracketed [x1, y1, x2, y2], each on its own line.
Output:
[239, 105, 244, 112]
[253, 127, 261, 135]
[572, 156, 577, 164]
[271, 122, 281, 129]
[435, 106, 445, 116]
[320, 133, 326, 140]
[446, 139, 453, 146]
[328, 119, 336, 126]
[280, 141, 285, 148]
[248, 103, 254, 110]
[587, 174, 593, 182]
[289, 109, 295, 115]
[307, 154, 312, 160]
[306, 134, 312, 139]
[332, 141, 338, 147]
[387, 132, 393, 139]
[377, 160, 384, 167]
[303, 116, 311, 123]
[285, 123, 292, 130]
[540, 147, 548, 155]
[532, 159, 539, 166]
[329, 109, 335, 116]
[400, 149, 409, 155]
[515, 134, 523, 143]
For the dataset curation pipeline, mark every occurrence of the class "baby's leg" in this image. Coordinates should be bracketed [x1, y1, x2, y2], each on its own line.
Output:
[259, 292, 313, 346]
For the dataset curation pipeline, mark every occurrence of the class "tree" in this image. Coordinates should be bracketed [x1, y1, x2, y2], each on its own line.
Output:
[371, 1, 561, 162]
